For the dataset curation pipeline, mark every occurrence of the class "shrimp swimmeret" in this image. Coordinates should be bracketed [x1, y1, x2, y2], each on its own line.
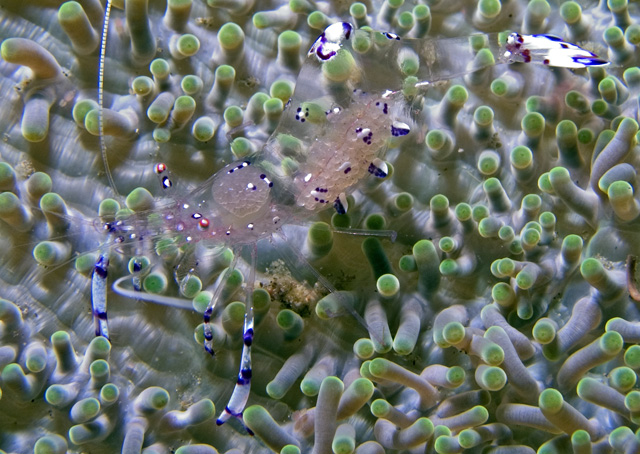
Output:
[87, 21, 612, 428]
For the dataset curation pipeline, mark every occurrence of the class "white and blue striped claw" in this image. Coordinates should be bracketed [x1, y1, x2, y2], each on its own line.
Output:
[504, 33, 609, 68]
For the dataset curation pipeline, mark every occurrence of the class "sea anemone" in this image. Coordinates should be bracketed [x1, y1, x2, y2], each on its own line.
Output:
[1, 0, 640, 452]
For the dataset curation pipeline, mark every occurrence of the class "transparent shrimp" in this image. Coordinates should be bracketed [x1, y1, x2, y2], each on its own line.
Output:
[93, 17, 609, 430]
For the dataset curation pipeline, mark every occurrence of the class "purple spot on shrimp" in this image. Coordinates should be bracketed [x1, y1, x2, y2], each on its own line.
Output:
[534, 34, 561, 42]
[93, 309, 108, 320]
[309, 23, 352, 61]
[244, 328, 253, 345]
[342, 22, 352, 39]
[240, 367, 252, 380]
[368, 162, 388, 178]
[344, 167, 351, 174]
[575, 56, 608, 66]
[94, 257, 108, 279]
[334, 197, 347, 215]
[391, 121, 411, 136]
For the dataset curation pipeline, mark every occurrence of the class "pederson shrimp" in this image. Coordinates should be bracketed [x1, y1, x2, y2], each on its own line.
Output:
[93, 14, 609, 429]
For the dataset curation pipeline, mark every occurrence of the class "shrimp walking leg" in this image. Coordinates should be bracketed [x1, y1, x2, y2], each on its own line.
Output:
[216, 244, 256, 430]
[91, 253, 110, 339]
[203, 253, 240, 356]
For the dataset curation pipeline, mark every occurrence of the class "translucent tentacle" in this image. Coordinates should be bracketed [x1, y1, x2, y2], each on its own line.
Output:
[111, 274, 194, 310]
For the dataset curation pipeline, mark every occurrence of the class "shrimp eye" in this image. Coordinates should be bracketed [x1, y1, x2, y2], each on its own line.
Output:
[155, 163, 167, 174]
[198, 218, 210, 229]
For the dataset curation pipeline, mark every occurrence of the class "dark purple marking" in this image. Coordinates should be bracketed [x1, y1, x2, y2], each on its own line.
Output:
[384, 32, 400, 40]
[575, 56, 608, 66]
[295, 106, 309, 122]
[161, 176, 172, 189]
[334, 197, 347, 215]
[342, 22, 352, 39]
[94, 256, 108, 279]
[368, 162, 388, 178]
[228, 161, 251, 174]
[362, 131, 373, 144]
[534, 34, 561, 42]
[344, 167, 351, 174]
[93, 309, 108, 320]
[316, 45, 336, 61]
[391, 123, 410, 137]
[375, 101, 389, 114]
[259, 174, 274, 187]
[239, 367, 252, 381]
[244, 328, 253, 345]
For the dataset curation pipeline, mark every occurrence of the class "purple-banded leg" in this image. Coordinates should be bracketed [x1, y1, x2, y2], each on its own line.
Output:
[203, 253, 240, 356]
[216, 245, 256, 431]
[91, 253, 110, 340]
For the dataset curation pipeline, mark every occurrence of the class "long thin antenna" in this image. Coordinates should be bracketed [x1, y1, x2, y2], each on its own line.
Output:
[98, 0, 119, 197]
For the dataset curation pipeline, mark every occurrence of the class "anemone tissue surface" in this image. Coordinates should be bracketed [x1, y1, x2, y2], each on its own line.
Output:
[1, 0, 640, 453]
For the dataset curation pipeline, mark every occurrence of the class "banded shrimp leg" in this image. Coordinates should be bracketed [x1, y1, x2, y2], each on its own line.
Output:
[214, 244, 256, 430]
